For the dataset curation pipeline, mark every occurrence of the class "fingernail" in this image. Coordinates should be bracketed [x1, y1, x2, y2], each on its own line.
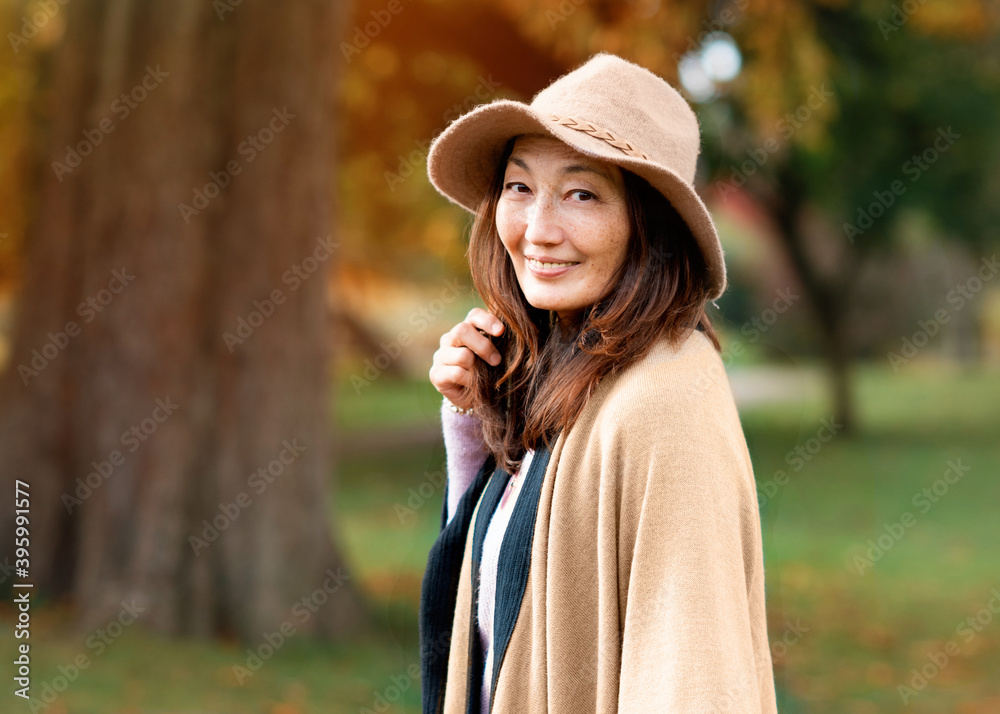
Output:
[490, 354, 501, 365]
[493, 322, 502, 334]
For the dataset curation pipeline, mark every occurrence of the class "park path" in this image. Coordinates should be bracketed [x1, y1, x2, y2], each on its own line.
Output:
[334, 365, 820, 457]
[726, 364, 823, 406]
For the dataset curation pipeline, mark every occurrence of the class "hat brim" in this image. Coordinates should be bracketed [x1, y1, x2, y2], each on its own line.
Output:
[426, 99, 728, 300]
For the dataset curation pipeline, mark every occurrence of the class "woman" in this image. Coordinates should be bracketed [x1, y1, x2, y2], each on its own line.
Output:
[420, 53, 777, 714]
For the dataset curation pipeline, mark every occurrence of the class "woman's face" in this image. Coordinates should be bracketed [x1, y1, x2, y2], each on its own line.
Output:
[495, 134, 630, 325]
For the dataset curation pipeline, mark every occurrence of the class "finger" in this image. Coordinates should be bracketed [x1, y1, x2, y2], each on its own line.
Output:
[436, 345, 476, 371]
[453, 322, 502, 366]
[443, 320, 492, 354]
[466, 307, 505, 336]
[440, 310, 503, 350]
[431, 363, 471, 393]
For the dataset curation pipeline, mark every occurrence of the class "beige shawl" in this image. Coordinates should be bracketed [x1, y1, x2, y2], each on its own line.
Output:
[437, 328, 777, 712]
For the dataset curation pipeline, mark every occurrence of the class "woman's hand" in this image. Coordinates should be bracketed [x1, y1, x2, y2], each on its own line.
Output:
[429, 307, 505, 411]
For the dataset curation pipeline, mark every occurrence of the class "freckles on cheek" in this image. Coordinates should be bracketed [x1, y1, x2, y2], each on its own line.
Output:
[495, 207, 520, 253]
[594, 227, 628, 263]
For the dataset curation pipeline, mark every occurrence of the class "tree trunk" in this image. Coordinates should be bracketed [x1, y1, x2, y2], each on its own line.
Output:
[764, 167, 857, 433]
[0, 0, 368, 642]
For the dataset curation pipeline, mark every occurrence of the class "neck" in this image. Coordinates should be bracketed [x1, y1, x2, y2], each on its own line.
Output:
[553, 308, 585, 331]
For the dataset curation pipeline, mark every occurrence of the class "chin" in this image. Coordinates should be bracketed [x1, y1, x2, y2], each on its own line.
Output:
[526, 297, 582, 313]
[522, 290, 561, 309]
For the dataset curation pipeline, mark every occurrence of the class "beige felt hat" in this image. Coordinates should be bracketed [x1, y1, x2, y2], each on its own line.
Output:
[426, 51, 727, 300]
[427, 52, 726, 300]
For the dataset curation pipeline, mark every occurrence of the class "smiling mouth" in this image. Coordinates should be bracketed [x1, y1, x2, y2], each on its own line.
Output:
[527, 258, 579, 269]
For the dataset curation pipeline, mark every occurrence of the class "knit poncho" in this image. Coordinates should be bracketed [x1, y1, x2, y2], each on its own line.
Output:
[420, 327, 778, 713]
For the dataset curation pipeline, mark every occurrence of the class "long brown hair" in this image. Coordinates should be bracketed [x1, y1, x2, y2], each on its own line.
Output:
[466, 136, 721, 474]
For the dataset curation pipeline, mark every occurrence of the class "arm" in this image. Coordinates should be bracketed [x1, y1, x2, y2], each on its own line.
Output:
[440, 399, 489, 528]
[615, 390, 777, 713]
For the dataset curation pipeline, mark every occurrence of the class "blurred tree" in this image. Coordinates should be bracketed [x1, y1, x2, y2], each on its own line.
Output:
[704, 0, 1000, 431]
[0, 0, 369, 642]
[336, 0, 716, 288]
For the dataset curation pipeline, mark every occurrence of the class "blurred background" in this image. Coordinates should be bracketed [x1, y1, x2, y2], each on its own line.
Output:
[0, 0, 999, 712]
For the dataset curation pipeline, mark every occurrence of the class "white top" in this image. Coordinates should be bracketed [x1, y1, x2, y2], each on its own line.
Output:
[477, 449, 534, 713]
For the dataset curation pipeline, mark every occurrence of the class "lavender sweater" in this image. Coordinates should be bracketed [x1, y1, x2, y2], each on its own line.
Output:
[440, 400, 535, 714]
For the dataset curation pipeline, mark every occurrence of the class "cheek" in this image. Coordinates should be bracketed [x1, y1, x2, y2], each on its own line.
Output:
[495, 204, 520, 252]
[588, 215, 630, 272]
[612, 212, 631, 262]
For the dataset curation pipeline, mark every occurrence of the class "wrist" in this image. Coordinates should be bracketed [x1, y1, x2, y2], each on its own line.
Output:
[443, 396, 474, 416]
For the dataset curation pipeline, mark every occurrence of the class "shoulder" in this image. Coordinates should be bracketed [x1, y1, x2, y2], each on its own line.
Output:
[597, 328, 736, 427]
[586, 328, 754, 490]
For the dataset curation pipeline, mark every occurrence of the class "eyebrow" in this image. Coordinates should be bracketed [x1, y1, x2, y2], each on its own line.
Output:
[508, 156, 615, 184]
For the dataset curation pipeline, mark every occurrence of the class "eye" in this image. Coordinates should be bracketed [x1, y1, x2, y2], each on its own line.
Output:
[570, 189, 596, 201]
[504, 181, 530, 194]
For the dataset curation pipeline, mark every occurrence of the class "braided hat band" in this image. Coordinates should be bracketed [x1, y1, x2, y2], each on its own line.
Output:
[547, 114, 651, 161]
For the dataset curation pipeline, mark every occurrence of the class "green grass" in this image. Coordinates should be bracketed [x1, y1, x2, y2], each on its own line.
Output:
[4, 360, 1000, 712]
[334, 372, 443, 433]
[2, 610, 410, 713]
[742, 361, 1000, 712]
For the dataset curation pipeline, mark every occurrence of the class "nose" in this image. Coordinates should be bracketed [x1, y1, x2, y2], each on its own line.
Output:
[523, 195, 565, 247]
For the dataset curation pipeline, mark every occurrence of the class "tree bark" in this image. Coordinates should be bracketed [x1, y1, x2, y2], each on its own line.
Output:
[0, 0, 368, 642]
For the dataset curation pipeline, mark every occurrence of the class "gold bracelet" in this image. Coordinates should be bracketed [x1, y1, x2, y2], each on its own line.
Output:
[443, 397, 474, 415]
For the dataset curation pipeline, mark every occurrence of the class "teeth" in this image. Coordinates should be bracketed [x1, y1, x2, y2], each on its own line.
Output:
[529, 258, 577, 268]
